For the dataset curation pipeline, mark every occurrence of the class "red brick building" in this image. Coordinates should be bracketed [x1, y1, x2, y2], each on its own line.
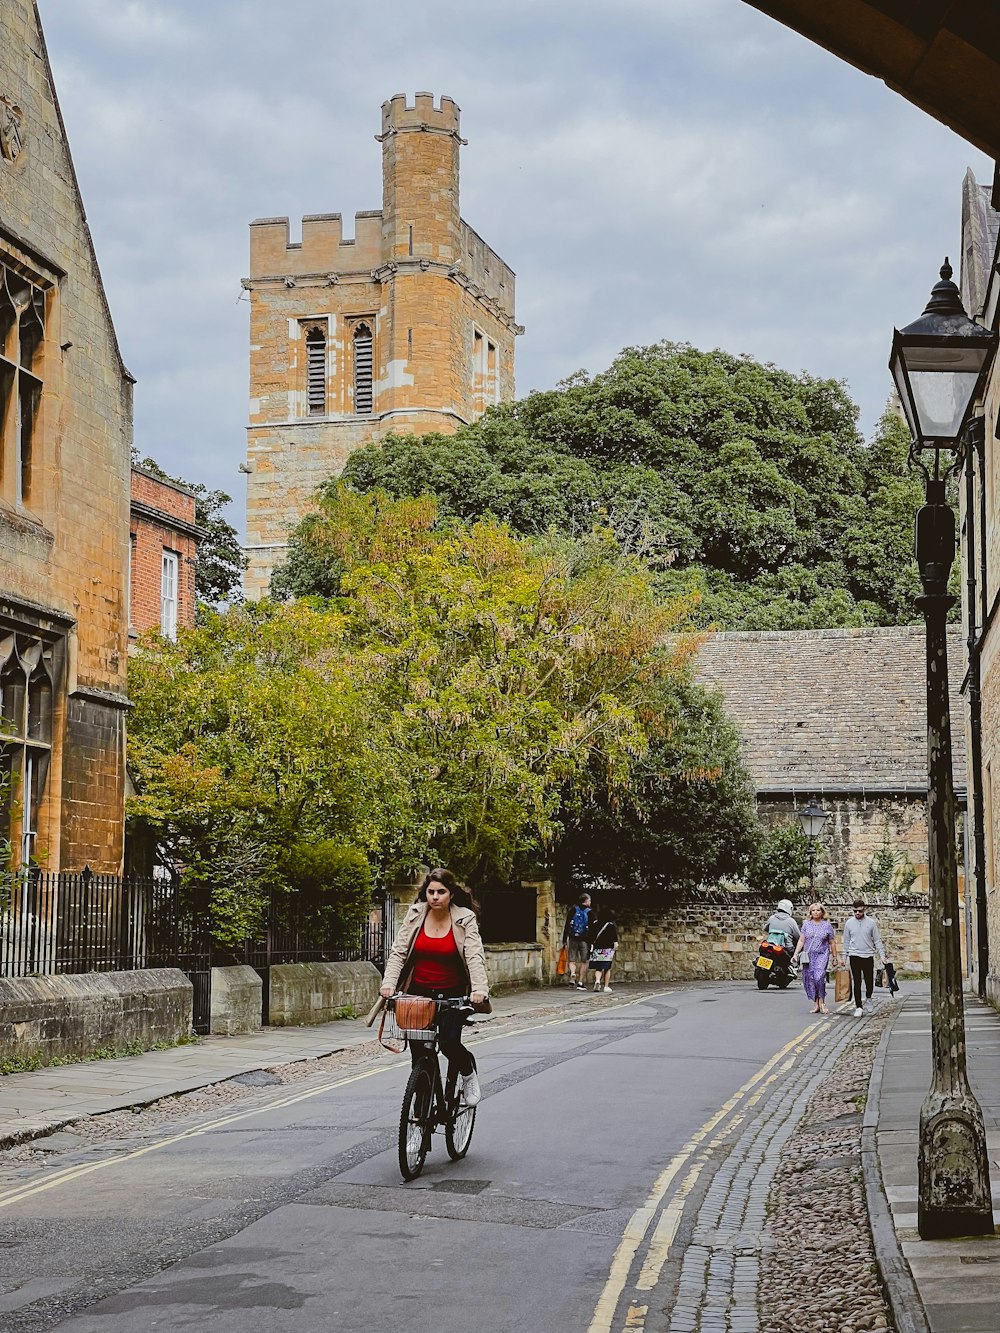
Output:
[129, 467, 199, 640]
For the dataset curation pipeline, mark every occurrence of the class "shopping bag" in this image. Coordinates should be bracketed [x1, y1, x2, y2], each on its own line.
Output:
[834, 967, 851, 1004]
[556, 946, 568, 976]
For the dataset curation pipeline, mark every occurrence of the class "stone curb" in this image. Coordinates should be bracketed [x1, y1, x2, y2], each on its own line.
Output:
[861, 1000, 930, 1333]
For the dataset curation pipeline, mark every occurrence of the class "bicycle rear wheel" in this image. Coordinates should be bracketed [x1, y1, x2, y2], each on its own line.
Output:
[398, 1065, 433, 1181]
[445, 1077, 476, 1160]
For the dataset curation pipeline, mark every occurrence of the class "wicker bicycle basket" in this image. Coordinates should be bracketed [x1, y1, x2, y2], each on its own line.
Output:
[379, 996, 438, 1052]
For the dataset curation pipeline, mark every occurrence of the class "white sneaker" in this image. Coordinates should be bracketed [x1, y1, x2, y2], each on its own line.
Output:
[864, 999, 873, 1014]
[854, 1007, 864, 1018]
[461, 1071, 481, 1106]
[603, 985, 613, 993]
[594, 979, 602, 991]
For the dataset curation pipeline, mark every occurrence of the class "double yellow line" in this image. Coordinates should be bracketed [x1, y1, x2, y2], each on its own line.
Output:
[586, 1021, 826, 1333]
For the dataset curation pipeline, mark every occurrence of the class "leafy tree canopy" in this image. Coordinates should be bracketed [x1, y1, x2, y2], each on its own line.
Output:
[129, 488, 759, 918]
[552, 678, 758, 894]
[312, 344, 924, 630]
[132, 453, 247, 610]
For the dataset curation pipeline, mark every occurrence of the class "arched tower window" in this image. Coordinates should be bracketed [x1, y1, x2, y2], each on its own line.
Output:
[305, 326, 326, 416]
[353, 322, 373, 415]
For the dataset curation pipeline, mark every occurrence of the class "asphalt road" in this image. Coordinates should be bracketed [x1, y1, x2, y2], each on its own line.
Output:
[0, 983, 843, 1333]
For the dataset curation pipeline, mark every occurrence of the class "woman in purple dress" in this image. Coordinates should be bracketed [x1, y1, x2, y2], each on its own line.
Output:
[793, 902, 839, 1014]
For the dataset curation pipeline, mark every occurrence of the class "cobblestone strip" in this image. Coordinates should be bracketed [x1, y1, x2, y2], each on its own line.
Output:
[663, 1013, 859, 1333]
[758, 1006, 895, 1333]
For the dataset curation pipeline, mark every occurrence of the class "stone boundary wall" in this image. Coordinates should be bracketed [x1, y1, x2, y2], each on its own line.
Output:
[606, 894, 931, 984]
[268, 961, 381, 1026]
[485, 943, 543, 990]
[0, 969, 192, 1065]
[210, 966, 263, 1036]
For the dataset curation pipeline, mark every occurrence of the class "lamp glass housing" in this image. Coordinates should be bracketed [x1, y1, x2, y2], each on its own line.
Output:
[797, 803, 828, 840]
[890, 340, 992, 446]
[889, 261, 997, 452]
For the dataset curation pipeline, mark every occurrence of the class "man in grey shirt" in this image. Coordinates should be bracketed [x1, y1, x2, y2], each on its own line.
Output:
[842, 898, 887, 1016]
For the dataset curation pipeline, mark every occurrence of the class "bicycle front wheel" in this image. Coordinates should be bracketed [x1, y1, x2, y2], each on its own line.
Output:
[398, 1065, 433, 1181]
[446, 1094, 476, 1160]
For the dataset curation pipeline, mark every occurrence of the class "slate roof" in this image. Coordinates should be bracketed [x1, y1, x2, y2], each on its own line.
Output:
[960, 169, 1000, 319]
[693, 626, 968, 795]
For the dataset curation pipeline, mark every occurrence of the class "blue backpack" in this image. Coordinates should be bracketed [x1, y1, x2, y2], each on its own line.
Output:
[569, 905, 589, 938]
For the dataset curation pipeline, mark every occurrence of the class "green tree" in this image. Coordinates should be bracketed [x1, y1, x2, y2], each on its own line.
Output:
[126, 600, 406, 942]
[334, 501, 702, 882]
[131, 483, 762, 914]
[552, 681, 758, 893]
[744, 821, 812, 898]
[319, 344, 924, 631]
[268, 483, 757, 889]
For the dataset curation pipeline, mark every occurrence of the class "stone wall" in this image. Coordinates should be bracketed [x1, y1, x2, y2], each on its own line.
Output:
[756, 795, 941, 899]
[484, 943, 543, 990]
[604, 893, 930, 984]
[209, 966, 262, 1037]
[268, 960, 381, 1026]
[0, 968, 192, 1065]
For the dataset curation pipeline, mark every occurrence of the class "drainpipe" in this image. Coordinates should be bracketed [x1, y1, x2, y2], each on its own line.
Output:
[965, 415, 989, 998]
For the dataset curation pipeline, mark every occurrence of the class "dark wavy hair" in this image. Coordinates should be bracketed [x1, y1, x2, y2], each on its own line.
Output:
[415, 867, 478, 914]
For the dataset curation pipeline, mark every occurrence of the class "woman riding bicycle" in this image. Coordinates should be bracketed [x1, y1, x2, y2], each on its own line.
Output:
[379, 868, 490, 1106]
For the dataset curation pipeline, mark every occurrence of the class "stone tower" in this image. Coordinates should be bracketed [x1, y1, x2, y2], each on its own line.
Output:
[242, 93, 521, 599]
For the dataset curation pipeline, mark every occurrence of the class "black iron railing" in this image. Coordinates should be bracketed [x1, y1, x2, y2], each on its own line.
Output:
[0, 870, 388, 981]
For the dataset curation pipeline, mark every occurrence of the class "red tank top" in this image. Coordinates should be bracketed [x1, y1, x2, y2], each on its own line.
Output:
[410, 924, 464, 991]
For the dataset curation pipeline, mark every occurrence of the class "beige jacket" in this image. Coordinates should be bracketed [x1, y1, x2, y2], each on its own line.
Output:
[366, 901, 490, 1026]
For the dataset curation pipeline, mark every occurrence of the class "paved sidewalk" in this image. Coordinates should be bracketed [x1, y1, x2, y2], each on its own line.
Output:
[869, 982, 1000, 1333]
[0, 982, 616, 1150]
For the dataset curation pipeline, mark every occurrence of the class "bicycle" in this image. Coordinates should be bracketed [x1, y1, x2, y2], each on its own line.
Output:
[384, 994, 478, 1182]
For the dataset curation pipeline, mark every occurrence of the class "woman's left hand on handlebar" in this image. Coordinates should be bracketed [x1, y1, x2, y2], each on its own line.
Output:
[379, 983, 394, 999]
[471, 992, 486, 1006]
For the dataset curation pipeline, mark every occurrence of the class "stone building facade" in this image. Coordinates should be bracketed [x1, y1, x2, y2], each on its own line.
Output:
[959, 170, 1000, 1004]
[243, 92, 521, 599]
[129, 467, 199, 642]
[0, 2, 132, 873]
[694, 627, 967, 902]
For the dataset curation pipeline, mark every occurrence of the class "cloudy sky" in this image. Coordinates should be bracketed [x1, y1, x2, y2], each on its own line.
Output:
[37, 0, 991, 529]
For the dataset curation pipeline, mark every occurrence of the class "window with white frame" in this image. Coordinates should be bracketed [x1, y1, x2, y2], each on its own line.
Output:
[161, 549, 179, 639]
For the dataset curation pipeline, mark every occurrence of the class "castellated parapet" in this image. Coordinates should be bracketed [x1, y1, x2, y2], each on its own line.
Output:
[243, 93, 520, 599]
[380, 91, 461, 137]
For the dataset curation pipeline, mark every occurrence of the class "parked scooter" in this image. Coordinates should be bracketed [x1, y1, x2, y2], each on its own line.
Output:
[754, 937, 797, 990]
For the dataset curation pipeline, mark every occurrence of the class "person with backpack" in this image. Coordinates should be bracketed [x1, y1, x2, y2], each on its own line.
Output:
[562, 893, 593, 990]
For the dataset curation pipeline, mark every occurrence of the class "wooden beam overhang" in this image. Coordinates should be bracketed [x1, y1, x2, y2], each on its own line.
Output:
[743, 1, 1000, 161]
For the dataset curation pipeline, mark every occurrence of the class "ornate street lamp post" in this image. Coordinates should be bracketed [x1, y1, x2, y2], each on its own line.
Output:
[796, 802, 828, 897]
[890, 259, 997, 1240]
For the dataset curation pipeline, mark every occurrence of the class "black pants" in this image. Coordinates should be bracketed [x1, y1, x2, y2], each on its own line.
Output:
[407, 984, 476, 1079]
[849, 956, 874, 1008]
